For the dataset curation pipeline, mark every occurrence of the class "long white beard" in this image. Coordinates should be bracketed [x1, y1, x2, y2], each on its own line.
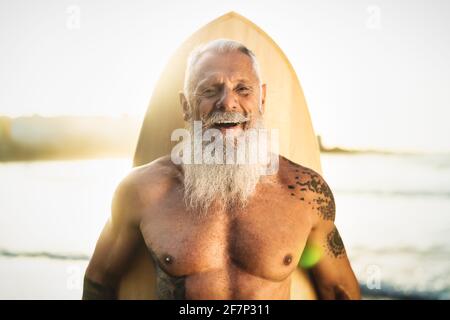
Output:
[182, 117, 267, 217]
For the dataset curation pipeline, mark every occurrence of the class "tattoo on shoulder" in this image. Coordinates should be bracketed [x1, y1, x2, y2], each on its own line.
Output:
[284, 158, 336, 221]
[311, 176, 336, 221]
[326, 227, 346, 258]
[149, 250, 186, 300]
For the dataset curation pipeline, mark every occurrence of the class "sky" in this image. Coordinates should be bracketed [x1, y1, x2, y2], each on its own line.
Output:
[0, 0, 449, 152]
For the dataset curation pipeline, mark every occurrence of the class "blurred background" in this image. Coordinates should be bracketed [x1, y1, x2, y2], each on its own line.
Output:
[1, 0, 449, 299]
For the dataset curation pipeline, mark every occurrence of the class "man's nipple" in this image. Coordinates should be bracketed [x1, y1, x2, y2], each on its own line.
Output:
[283, 254, 293, 266]
[164, 254, 174, 265]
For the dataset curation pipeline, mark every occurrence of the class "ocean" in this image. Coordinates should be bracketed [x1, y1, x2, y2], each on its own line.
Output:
[0, 153, 449, 299]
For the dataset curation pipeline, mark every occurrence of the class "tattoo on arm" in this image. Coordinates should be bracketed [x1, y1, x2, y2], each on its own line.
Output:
[82, 276, 116, 300]
[326, 227, 346, 258]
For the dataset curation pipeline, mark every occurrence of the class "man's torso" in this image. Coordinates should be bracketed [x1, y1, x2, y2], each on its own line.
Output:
[131, 156, 322, 299]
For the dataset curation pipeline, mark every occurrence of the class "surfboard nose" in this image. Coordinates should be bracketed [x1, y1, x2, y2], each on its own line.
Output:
[133, 11, 321, 173]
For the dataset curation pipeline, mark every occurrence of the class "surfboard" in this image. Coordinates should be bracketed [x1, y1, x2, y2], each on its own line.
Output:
[118, 11, 321, 300]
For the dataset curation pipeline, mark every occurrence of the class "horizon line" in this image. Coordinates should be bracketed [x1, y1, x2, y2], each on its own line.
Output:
[1, 113, 449, 156]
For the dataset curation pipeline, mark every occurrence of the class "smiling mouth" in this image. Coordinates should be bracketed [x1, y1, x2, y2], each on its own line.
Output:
[212, 121, 247, 130]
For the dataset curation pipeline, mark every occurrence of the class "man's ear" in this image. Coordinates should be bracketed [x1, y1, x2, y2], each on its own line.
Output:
[179, 91, 191, 121]
[260, 83, 267, 114]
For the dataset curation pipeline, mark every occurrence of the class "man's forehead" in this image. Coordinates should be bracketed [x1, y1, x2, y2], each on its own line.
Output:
[192, 51, 257, 84]
[194, 52, 254, 78]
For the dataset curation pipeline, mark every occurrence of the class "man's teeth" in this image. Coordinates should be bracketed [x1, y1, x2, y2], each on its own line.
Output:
[212, 121, 243, 129]
[215, 120, 247, 124]
[216, 122, 238, 126]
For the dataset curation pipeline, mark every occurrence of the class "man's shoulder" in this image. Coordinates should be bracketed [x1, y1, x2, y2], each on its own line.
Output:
[277, 155, 324, 187]
[276, 156, 336, 222]
[129, 155, 181, 184]
[114, 155, 182, 211]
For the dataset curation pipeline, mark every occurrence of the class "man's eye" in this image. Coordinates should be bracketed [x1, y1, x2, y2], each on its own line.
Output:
[236, 87, 250, 95]
[202, 89, 217, 97]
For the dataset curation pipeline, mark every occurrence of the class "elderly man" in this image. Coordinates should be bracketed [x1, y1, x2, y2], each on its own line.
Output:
[82, 39, 360, 300]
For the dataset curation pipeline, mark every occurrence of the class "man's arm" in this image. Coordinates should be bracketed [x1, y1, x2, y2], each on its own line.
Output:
[83, 174, 142, 300]
[303, 172, 360, 300]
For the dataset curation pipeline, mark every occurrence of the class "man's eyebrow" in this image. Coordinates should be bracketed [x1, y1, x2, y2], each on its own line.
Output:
[197, 76, 251, 88]
[234, 78, 252, 84]
[194, 77, 218, 90]
[194, 76, 254, 92]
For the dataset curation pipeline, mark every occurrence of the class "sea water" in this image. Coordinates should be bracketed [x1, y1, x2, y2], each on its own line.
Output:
[0, 153, 449, 299]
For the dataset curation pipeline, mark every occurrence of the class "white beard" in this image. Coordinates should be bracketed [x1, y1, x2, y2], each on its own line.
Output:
[182, 117, 267, 217]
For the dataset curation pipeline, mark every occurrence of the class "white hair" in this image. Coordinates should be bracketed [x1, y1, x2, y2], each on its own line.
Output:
[183, 39, 262, 102]
[182, 117, 267, 217]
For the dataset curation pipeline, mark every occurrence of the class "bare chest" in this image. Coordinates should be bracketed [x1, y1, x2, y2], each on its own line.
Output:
[140, 187, 313, 282]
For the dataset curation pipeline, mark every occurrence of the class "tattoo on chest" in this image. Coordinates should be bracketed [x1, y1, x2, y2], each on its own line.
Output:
[154, 265, 186, 299]
[286, 159, 336, 221]
[326, 227, 346, 258]
[149, 250, 186, 299]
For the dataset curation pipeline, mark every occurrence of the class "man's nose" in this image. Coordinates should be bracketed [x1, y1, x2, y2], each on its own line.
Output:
[215, 87, 238, 111]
